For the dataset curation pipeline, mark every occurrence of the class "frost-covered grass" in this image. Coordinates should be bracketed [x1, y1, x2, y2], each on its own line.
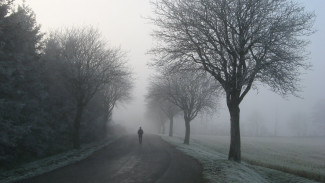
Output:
[191, 135, 325, 182]
[0, 136, 120, 183]
[161, 135, 320, 183]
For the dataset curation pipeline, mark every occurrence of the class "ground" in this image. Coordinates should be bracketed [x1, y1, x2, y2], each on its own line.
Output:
[161, 135, 322, 183]
[14, 135, 205, 183]
[191, 135, 325, 182]
[4, 134, 322, 183]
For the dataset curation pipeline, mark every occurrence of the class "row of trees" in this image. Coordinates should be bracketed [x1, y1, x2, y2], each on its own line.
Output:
[149, 0, 314, 161]
[0, 1, 132, 169]
[44, 27, 132, 148]
[146, 69, 220, 144]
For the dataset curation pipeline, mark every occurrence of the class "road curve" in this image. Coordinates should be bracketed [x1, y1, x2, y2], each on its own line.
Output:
[16, 134, 205, 183]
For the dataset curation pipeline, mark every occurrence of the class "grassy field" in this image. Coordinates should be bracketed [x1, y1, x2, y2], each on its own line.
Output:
[191, 135, 325, 182]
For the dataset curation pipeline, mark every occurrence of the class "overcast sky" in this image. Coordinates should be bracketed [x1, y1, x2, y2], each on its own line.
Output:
[26, 0, 325, 133]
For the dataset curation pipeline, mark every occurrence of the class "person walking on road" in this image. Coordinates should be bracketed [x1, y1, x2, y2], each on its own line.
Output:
[138, 127, 143, 144]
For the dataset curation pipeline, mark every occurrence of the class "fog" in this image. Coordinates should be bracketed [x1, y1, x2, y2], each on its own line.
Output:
[27, 0, 325, 136]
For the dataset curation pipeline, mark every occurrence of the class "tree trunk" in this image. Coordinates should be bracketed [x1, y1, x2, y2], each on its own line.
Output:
[106, 106, 114, 123]
[161, 122, 165, 134]
[104, 111, 109, 123]
[228, 104, 241, 162]
[184, 118, 190, 144]
[169, 117, 174, 137]
[73, 103, 84, 149]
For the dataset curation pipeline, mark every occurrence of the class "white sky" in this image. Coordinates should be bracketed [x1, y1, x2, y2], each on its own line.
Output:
[26, 0, 325, 133]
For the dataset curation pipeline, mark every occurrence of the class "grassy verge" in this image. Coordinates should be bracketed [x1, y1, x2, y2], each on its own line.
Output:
[163, 135, 320, 183]
[191, 135, 325, 183]
[160, 135, 268, 183]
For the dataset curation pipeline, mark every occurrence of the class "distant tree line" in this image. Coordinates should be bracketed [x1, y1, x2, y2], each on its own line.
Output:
[0, 1, 132, 169]
[146, 69, 220, 144]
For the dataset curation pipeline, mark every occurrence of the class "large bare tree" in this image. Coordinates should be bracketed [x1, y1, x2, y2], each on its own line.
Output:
[150, 0, 314, 161]
[149, 71, 219, 144]
[47, 26, 128, 148]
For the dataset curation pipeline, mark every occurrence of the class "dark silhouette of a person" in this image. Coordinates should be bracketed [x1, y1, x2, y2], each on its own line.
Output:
[138, 127, 143, 144]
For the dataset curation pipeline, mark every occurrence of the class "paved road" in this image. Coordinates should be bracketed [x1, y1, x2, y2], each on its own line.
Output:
[17, 135, 205, 183]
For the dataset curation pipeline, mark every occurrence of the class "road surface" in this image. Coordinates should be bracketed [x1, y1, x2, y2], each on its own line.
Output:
[17, 134, 205, 183]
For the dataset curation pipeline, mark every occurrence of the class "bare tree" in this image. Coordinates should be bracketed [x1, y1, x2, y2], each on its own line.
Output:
[47, 26, 127, 148]
[103, 66, 133, 123]
[145, 98, 168, 134]
[149, 71, 219, 144]
[162, 100, 180, 137]
[150, 0, 314, 161]
[146, 87, 180, 136]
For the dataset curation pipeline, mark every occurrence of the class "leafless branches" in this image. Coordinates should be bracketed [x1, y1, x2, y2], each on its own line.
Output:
[46, 26, 132, 148]
[150, 0, 314, 99]
[150, 0, 315, 160]
[147, 70, 220, 143]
